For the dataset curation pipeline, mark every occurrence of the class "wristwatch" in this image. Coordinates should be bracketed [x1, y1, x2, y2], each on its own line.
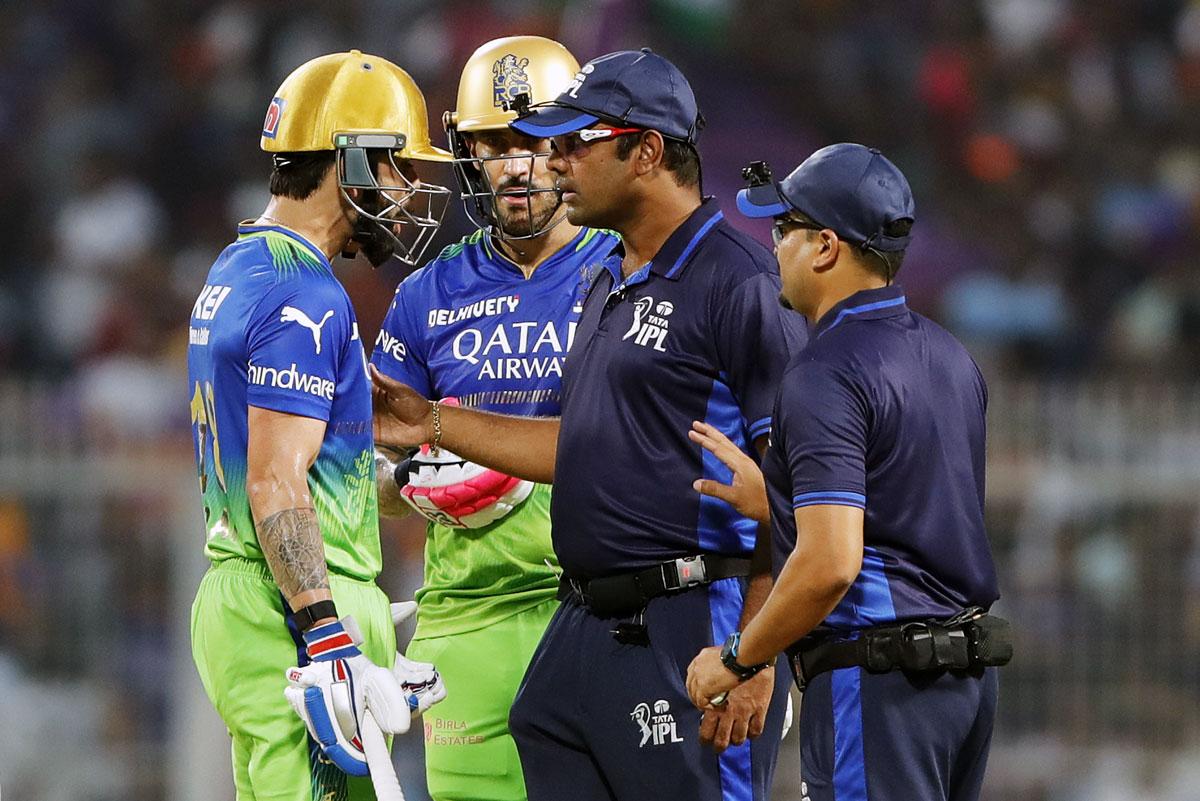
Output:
[720, 631, 771, 681]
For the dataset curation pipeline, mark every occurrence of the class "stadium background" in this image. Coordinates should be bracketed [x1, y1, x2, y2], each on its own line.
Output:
[1, 0, 1198, 798]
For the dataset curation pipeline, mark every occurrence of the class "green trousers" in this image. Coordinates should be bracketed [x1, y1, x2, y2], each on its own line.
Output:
[406, 599, 557, 801]
[191, 558, 395, 801]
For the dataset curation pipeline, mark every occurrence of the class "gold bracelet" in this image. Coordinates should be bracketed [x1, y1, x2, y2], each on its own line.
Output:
[430, 400, 442, 456]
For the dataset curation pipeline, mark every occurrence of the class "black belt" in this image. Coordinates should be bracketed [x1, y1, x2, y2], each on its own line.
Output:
[559, 555, 752, 618]
[787, 608, 1013, 690]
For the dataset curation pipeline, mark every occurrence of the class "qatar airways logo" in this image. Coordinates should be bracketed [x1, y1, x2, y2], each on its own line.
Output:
[452, 320, 576, 380]
[247, 361, 335, 400]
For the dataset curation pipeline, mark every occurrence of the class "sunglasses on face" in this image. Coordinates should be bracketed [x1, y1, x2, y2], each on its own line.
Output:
[550, 125, 644, 160]
[771, 217, 826, 247]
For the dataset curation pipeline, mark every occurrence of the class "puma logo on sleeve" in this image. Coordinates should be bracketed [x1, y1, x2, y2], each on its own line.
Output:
[281, 306, 336, 355]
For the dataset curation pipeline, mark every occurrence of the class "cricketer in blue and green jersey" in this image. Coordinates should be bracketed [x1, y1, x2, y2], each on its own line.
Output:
[369, 226, 617, 799]
[187, 223, 380, 578]
[187, 223, 395, 801]
[371, 226, 617, 636]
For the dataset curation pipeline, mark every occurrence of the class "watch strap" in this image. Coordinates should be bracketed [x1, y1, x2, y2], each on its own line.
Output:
[721, 631, 770, 681]
[292, 599, 338, 633]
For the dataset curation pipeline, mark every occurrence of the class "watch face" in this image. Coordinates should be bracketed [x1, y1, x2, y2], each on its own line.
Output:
[720, 632, 743, 671]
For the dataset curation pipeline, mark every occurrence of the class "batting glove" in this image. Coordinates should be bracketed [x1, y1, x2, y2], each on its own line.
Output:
[284, 617, 412, 777]
[390, 601, 447, 715]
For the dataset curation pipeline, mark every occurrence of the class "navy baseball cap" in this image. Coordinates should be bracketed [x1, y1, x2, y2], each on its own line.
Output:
[737, 143, 915, 252]
[510, 48, 703, 144]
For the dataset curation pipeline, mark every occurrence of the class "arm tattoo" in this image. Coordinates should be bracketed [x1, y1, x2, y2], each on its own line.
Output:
[258, 507, 329, 600]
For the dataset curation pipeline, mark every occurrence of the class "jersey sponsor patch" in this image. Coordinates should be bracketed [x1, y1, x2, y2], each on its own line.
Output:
[451, 319, 574, 381]
[428, 294, 520, 327]
[192, 284, 233, 321]
[375, 329, 407, 363]
[621, 295, 674, 352]
[247, 361, 336, 400]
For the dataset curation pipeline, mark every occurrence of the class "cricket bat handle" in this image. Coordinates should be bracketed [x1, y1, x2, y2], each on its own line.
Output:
[361, 710, 405, 801]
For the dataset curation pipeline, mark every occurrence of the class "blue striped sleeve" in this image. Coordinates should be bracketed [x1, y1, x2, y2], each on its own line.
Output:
[748, 416, 772, 440]
[793, 490, 866, 509]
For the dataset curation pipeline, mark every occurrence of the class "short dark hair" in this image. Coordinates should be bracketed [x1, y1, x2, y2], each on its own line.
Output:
[615, 133, 701, 188]
[788, 210, 908, 282]
[268, 151, 337, 200]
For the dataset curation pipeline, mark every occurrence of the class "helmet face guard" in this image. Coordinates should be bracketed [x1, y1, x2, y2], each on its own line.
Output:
[446, 122, 565, 241]
[336, 133, 451, 267]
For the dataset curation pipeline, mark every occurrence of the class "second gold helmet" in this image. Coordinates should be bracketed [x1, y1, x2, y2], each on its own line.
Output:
[446, 37, 580, 239]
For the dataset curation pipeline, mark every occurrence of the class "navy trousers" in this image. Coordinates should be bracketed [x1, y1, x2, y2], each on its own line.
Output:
[796, 665, 998, 801]
[509, 577, 789, 801]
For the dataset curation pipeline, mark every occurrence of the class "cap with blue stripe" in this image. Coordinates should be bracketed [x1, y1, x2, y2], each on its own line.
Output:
[510, 48, 703, 144]
[735, 183, 789, 218]
[510, 105, 599, 138]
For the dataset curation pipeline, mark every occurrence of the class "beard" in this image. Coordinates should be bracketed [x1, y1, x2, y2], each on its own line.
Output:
[492, 183, 562, 238]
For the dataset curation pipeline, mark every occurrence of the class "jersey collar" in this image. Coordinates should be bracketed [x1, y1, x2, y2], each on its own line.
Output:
[597, 199, 723, 285]
[814, 284, 908, 338]
[237, 221, 332, 269]
[486, 227, 591, 278]
[648, 196, 724, 281]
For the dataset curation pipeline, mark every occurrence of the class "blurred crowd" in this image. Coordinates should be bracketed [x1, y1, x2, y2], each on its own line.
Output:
[0, 1, 1198, 413]
[2, 1, 1200, 799]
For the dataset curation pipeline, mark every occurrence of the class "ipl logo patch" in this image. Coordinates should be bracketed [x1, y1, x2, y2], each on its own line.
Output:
[621, 295, 674, 352]
[262, 96, 284, 139]
[631, 699, 684, 747]
[493, 54, 532, 108]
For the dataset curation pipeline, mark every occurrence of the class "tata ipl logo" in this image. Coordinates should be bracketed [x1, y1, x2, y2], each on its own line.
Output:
[492, 54, 532, 108]
[630, 699, 683, 747]
[621, 296, 674, 352]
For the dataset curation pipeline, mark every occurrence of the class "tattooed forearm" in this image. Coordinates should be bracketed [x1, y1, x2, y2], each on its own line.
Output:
[258, 507, 329, 601]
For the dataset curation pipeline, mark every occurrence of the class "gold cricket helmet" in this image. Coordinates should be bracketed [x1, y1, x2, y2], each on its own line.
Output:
[446, 36, 580, 239]
[261, 50, 452, 267]
[261, 49, 451, 161]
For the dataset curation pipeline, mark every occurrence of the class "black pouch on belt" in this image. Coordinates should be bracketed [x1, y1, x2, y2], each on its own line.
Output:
[897, 621, 972, 671]
[585, 574, 644, 618]
[964, 614, 1014, 667]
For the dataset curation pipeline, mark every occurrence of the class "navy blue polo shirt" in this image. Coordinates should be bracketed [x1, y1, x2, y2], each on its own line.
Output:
[552, 199, 808, 579]
[762, 285, 999, 628]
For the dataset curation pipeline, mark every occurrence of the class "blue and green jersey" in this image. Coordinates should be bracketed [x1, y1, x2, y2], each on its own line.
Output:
[187, 223, 380, 580]
[371, 227, 619, 637]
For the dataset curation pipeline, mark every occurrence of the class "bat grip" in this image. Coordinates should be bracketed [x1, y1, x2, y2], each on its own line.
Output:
[361, 711, 406, 801]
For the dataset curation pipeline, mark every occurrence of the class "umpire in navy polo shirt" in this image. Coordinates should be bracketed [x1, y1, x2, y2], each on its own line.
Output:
[371, 49, 805, 801]
[685, 144, 1012, 801]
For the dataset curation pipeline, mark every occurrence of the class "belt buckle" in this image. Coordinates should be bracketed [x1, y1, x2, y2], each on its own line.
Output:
[665, 555, 707, 591]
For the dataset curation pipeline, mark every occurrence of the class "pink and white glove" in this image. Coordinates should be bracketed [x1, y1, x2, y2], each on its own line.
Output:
[397, 399, 533, 529]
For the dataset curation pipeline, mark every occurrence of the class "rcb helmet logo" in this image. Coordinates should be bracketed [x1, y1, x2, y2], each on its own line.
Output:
[492, 54, 532, 108]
